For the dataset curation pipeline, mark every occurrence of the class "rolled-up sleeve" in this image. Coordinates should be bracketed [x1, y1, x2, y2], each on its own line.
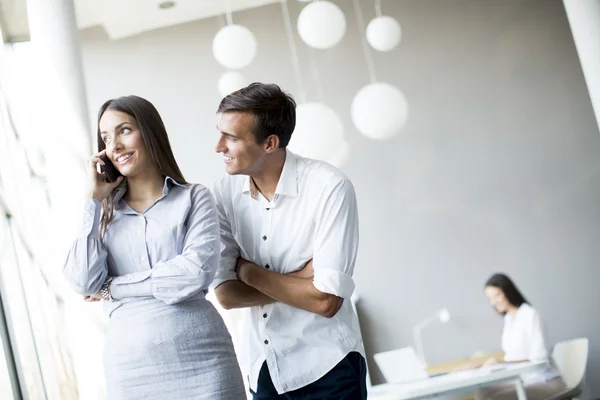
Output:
[111, 186, 221, 305]
[63, 199, 109, 295]
[210, 180, 240, 289]
[312, 179, 358, 299]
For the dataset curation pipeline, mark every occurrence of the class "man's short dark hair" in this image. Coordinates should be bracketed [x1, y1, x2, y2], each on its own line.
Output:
[217, 82, 296, 148]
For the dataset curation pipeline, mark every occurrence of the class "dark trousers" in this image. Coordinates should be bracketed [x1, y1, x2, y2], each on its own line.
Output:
[250, 352, 367, 400]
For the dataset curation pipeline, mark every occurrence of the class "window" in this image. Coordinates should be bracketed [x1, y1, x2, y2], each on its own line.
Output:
[0, 42, 79, 399]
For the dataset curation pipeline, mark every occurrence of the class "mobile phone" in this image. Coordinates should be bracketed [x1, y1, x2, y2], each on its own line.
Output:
[100, 155, 123, 183]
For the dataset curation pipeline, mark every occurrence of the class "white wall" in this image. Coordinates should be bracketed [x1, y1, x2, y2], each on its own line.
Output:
[80, 0, 600, 394]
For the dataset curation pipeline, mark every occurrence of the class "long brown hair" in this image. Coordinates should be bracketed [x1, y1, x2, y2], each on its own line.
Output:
[485, 273, 529, 315]
[97, 95, 187, 238]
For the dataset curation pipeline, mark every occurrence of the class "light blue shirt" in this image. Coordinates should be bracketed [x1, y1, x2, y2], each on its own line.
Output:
[63, 177, 221, 316]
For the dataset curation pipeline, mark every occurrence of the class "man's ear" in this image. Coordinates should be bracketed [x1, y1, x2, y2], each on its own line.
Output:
[264, 134, 280, 153]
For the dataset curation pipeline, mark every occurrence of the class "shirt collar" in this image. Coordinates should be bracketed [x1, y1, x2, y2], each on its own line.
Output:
[114, 176, 185, 211]
[241, 149, 299, 200]
[162, 175, 187, 194]
[505, 303, 529, 322]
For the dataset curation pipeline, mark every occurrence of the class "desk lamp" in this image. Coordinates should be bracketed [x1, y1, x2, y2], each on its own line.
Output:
[413, 308, 451, 366]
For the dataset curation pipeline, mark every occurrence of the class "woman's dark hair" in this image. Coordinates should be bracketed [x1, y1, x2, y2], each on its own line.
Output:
[485, 273, 529, 312]
[97, 95, 187, 238]
[217, 82, 296, 148]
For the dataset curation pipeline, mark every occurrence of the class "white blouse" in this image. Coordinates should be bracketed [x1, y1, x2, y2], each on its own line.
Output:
[502, 303, 561, 383]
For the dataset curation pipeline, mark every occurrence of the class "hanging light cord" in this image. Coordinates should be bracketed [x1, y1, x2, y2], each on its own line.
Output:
[353, 0, 378, 83]
[225, 0, 233, 25]
[307, 47, 325, 102]
[281, 0, 307, 103]
[375, 0, 383, 17]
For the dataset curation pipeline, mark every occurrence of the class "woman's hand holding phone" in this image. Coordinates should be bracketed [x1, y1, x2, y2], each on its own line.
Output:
[88, 150, 123, 201]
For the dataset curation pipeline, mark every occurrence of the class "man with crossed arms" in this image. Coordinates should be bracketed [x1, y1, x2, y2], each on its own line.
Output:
[211, 82, 366, 399]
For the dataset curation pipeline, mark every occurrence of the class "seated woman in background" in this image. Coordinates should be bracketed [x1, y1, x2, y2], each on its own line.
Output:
[476, 273, 566, 400]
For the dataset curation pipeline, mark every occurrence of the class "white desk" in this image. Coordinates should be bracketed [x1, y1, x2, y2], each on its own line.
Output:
[369, 361, 546, 400]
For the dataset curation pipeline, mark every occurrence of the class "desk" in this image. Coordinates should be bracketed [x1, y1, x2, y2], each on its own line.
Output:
[426, 352, 505, 376]
[369, 361, 546, 400]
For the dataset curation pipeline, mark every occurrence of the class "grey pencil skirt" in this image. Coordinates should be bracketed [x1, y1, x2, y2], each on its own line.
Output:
[104, 298, 246, 400]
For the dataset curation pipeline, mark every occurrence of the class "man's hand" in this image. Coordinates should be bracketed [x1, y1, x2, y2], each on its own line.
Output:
[236, 258, 315, 282]
[213, 258, 276, 310]
[236, 257, 257, 285]
[287, 259, 314, 279]
[234, 257, 342, 318]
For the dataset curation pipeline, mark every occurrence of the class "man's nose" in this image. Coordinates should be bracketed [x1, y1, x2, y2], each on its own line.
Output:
[215, 136, 226, 153]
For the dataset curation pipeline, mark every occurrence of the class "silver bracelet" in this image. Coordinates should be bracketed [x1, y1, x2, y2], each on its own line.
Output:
[100, 276, 114, 302]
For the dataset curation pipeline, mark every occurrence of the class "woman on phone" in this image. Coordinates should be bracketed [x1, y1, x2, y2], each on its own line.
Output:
[476, 273, 566, 400]
[63, 95, 245, 399]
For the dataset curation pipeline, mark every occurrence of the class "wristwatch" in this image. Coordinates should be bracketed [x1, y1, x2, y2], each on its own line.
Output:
[100, 276, 114, 302]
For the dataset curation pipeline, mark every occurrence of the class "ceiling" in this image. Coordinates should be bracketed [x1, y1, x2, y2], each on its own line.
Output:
[1, 0, 283, 42]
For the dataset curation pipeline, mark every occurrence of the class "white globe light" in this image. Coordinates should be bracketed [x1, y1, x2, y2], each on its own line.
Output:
[438, 309, 451, 323]
[218, 71, 248, 97]
[212, 25, 257, 69]
[366, 16, 402, 52]
[327, 140, 350, 168]
[297, 1, 346, 49]
[288, 102, 344, 161]
[351, 82, 409, 140]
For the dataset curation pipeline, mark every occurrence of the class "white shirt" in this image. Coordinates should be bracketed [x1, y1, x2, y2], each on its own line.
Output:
[502, 303, 561, 384]
[211, 150, 365, 394]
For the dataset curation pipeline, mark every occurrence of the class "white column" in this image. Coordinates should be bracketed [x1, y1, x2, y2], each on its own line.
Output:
[564, 0, 600, 132]
[22, 0, 91, 255]
[25, 0, 91, 150]
[22, 2, 104, 399]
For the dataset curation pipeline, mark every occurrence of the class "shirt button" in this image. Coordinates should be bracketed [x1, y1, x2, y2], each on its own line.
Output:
[264, 340, 269, 345]
[140, 256, 147, 262]
[265, 264, 270, 269]
[262, 235, 267, 241]
[263, 313, 267, 318]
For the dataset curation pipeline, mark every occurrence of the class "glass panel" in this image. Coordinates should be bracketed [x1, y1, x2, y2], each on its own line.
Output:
[0, 326, 17, 400]
[11, 232, 78, 400]
[0, 221, 17, 399]
[0, 43, 79, 400]
[0, 215, 46, 398]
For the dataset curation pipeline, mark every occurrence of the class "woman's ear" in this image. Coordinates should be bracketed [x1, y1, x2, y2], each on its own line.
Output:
[264, 134, 280, 153]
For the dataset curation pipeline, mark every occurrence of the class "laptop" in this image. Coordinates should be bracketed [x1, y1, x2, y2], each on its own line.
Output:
[373, 346, 430, 384]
